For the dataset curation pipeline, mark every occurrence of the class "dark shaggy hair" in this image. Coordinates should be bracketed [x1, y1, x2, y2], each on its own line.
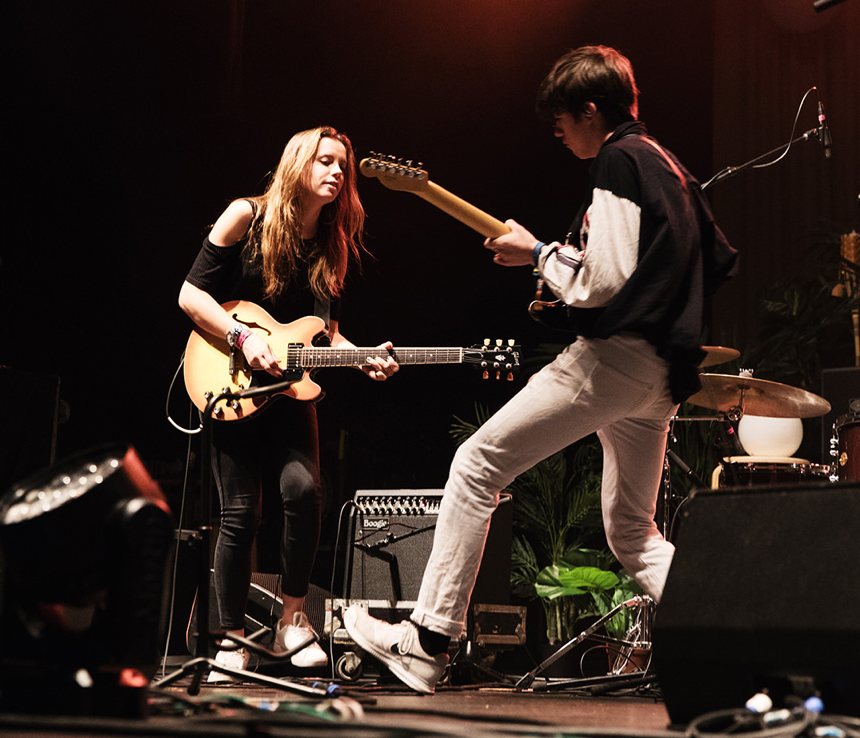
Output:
[536, 45, 639, 128]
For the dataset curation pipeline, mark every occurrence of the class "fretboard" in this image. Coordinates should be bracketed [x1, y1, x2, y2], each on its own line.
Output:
[296, 347, 465, 369]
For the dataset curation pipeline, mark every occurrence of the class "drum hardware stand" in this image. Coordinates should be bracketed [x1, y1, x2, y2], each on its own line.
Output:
[153, 382, 339, 699]
[660, 414, 731, 538]
[515, 595, 654, 692]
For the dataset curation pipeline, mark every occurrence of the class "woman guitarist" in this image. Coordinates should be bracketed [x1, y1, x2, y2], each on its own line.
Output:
[179, 126, 398, 680]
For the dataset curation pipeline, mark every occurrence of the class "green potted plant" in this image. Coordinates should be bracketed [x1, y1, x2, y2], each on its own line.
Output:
[534, 554, 644, 643]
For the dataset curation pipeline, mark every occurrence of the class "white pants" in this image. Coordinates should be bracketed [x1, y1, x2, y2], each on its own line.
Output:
[412, 334, 678, 637]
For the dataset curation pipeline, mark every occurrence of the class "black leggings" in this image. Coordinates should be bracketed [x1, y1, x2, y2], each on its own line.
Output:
[210, 400, 321, 631]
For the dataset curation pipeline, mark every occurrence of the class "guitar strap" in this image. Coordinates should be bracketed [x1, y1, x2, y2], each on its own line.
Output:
[314, 296, 332, 347]
[639, 136, 687, 188]
[314, 296, 330, 326]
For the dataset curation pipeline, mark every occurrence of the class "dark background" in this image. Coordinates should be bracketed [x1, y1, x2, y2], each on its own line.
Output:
[2, 0, 859, 584]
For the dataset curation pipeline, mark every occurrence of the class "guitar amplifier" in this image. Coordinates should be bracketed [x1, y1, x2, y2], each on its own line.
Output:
[344, 489, 511, 605]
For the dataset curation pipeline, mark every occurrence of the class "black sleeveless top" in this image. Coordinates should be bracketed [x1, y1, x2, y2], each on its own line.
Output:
[185, 203, 341, 325]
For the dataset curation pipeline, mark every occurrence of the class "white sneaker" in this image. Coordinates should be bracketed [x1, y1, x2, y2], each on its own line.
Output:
[207, 647, 249, 683]
[274, 612, 328, 668]
[343, 606, 448, 694]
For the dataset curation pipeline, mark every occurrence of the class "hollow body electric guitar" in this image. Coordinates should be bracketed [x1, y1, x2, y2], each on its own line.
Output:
[184, 300, 521, 421]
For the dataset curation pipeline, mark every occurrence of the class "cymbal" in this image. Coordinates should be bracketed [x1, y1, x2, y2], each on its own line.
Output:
[687, 373, 831, 418]
[699, 346, 741, 368]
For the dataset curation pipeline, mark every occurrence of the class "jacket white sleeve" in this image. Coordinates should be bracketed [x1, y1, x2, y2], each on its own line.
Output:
[537, 188, 640, 308]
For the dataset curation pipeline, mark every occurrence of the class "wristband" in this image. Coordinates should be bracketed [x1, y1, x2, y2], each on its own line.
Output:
[533, 241, 546, 266]
[225, 324, 243, 348]
[235, 328, 253, 349]
[226, 324, 252, 349]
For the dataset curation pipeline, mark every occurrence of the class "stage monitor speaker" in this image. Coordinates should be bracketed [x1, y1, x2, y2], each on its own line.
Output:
[345, 489, 511, 605]
[652, 482, 860, 724]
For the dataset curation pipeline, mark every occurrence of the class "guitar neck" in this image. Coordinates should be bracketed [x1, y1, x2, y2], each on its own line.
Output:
[297, 346, 465, 369]
[416, 182, 510, 239]
[359, 155, 510, 239]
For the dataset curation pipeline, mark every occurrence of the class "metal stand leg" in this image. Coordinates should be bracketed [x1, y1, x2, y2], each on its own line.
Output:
[154, 630, 337, 697]
[661, 417, 710, 542]
[515, 595, 655, 692]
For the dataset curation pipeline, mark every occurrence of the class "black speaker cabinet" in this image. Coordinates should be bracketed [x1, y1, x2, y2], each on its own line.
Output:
[652, 482, 860, 724]
[345, 489, 511, 605]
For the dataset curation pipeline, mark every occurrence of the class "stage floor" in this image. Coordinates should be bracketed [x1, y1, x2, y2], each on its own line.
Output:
[0, 668, 675, 738]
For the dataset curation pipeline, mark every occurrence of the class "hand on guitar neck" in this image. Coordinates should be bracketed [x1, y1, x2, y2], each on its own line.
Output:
[483, 220, 544, 268]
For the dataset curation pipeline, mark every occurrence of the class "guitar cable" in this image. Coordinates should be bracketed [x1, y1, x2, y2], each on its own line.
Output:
[165, 352, 202, 435]
[157, 352, 204, 674]
[328, 498, 361, 681]
[157, 399, 197, 676]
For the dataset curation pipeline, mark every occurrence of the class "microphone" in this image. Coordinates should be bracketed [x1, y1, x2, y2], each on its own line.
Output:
[716, 418, 744, 457]
[817, 99, 832, 158]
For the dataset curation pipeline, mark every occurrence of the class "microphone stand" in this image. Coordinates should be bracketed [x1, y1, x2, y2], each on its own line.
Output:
[702, 127, 826, 191]
[153, 380, 341, 699]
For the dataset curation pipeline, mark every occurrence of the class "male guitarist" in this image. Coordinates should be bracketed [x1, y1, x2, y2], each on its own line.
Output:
[344, 45, 739, 693]
[179, 127, 398, 681]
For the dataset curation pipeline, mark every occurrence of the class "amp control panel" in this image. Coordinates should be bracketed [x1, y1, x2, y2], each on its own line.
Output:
[353, 489, 443, 517]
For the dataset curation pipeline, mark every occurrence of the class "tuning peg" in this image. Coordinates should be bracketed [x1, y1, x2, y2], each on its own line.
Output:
[482, 370, 489, 380]
[495, 339, 502, 347]
[483, 338, 490, 346]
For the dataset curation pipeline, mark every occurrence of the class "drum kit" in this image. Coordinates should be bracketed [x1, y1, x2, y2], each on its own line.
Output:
[672, 345, 858, 491]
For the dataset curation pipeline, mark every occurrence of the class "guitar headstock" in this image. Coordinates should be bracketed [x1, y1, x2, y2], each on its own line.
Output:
[464, 340, 522, 382]
[359, 153, 430, 194]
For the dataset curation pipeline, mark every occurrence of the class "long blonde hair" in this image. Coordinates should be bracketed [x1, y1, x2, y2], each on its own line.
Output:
[248, 126, 365, 301]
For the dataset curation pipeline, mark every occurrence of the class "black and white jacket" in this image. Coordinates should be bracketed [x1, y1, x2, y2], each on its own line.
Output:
[536, 120, 738, 402]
